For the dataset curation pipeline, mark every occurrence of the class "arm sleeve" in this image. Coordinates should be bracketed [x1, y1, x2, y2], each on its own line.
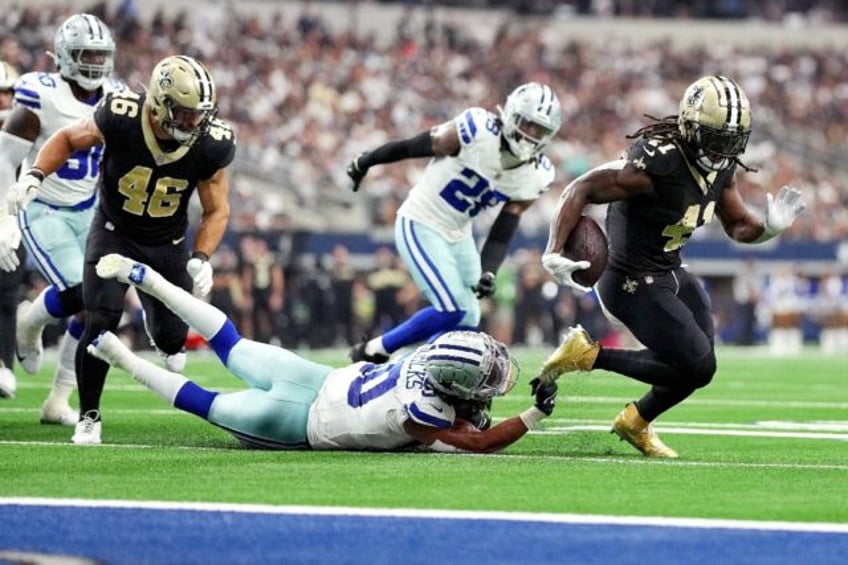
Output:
[480, 208, 521, 274]
[357, 131, 434, 169]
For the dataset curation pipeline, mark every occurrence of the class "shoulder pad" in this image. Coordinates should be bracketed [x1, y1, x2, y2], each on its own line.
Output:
[626, 137, 684, 177]
[13, 72, 59, 111]
[406, 398, 455, 429]
[454, 107, 497, 146]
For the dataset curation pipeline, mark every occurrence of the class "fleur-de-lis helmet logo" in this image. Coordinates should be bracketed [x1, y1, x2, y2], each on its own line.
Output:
[686, 84, 704, 107]
[157, 69, 173, 91]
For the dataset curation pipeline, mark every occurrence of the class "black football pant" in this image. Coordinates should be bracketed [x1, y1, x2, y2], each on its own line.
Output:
[0, 246, 25, 369]
[594, 266, 716, 421]
[77, 215, 192, 418]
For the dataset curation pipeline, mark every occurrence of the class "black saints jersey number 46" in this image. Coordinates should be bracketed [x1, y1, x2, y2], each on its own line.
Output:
[605, 136, 736, 276]
[93, 90, 236, 244]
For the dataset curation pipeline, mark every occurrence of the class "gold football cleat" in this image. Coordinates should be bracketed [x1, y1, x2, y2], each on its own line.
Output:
[538, 325, 600, 383]
[611, 403, 678, 458]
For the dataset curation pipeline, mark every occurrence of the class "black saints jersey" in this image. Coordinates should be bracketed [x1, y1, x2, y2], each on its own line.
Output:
[605, 137, 736, 276]
[93, 90, 236, 245]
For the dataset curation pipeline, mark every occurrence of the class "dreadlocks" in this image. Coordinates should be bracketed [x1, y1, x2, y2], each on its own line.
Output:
[627, 114, 757, 173]
[626, 114, 679, 143]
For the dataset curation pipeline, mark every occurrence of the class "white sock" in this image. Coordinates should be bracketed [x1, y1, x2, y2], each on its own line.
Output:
[47, 330, 78, 403]
[28, 288, 61, 327]
[125, 354, 189, 406]
[136, 267, 227, 340]
[365, 337, 388, 356]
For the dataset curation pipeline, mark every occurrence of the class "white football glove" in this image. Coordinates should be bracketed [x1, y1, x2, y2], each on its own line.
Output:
[0, 211, 21, 272]
[6, 170, 43, 215]
[186, 255, 213, 296]
[762, 185, 805, 240]
[541, 252, 592, 293]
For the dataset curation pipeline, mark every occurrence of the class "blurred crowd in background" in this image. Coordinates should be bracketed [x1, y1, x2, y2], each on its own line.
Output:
[2, 0, 846, 351]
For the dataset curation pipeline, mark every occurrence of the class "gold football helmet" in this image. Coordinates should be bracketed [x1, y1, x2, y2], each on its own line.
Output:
[678, 75, 751, 171]
[0, 61, 19, 91]
[147, 55, 217, 147]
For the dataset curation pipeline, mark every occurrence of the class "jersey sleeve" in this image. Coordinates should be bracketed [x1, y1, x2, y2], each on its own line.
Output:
[198, 118, 237, 180]
[454, 107, 494, 149]
[93, 92, 122, 142]
[13, 73, 49, 118]
[405, 397, 455, 429]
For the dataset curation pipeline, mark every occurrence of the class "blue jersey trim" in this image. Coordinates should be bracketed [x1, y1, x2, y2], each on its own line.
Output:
[407, 401, 452, 429]
[15, 98, 40, 109]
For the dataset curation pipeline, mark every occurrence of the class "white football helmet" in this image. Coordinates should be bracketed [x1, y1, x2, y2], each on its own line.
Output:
[499, 82, 562, 161]
[678, 75, 752, 172]
[53, 13, 115, 92]
[147, 55, 217, 147]
[419, 331, 518, 401]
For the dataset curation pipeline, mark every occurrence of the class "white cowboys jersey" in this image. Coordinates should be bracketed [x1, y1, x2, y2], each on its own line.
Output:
[307, 356, 456, 450]
[397, 107, 555, 242]
[13, 72, 124, 206]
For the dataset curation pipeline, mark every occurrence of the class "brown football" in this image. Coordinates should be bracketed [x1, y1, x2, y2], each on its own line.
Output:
[560, 215, 609, 286]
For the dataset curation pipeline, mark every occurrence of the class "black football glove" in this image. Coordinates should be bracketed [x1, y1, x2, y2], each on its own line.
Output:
[530, 377, 557, 416]
[346, 152, 369, 192]
[472, 271, 497, 298]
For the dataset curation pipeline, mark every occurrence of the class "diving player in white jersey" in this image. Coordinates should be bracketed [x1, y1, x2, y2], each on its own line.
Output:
[0, 13, 120, 424]
[346, 82, 562, 363]
[86, 253, 559, 452]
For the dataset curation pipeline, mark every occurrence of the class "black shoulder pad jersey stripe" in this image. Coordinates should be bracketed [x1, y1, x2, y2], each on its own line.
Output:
[93, 90, 236, 245]
[605, 136, 736, 276]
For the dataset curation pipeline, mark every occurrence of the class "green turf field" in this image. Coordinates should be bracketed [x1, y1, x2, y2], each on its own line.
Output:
[2, 346, 846, 524]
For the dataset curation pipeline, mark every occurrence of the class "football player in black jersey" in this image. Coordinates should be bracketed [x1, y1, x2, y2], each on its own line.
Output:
[5, 55, 236, 444]
[538, 75, 804, 457]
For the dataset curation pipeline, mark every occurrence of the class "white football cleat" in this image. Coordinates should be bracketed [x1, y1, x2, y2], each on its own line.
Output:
[71, 410, 102, 445]
[40, 399, 79, 426]
[164, 350, 187, 373]
[86, 330, 133, 368]
[96, 253, 147, 286]
[16, 300, 44, 374]
[0, 366, 16, 399]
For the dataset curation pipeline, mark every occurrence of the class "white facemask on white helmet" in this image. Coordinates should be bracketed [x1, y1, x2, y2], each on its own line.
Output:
[499, 82, 562, 162]
[52, 13, 115, 92]
[418, 331, 518, 401]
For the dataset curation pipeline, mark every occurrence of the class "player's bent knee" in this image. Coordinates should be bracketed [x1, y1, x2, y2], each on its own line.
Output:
[85, 309, 124, 335]
[688, 353, 716, 388]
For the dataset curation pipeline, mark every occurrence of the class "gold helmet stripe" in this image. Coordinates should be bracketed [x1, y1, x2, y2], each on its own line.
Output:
[715, 75, 742, 129]
[175, 55, 214, 108]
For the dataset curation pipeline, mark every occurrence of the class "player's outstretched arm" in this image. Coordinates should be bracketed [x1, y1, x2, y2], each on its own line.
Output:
[346, 119, 458, 192]
[403, 379, 558, 454]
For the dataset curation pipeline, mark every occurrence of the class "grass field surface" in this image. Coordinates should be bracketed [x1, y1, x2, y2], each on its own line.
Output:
[2, 346, 846, 525]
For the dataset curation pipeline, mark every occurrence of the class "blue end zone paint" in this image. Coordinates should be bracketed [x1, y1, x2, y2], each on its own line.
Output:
[2, 505, 847, 565]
